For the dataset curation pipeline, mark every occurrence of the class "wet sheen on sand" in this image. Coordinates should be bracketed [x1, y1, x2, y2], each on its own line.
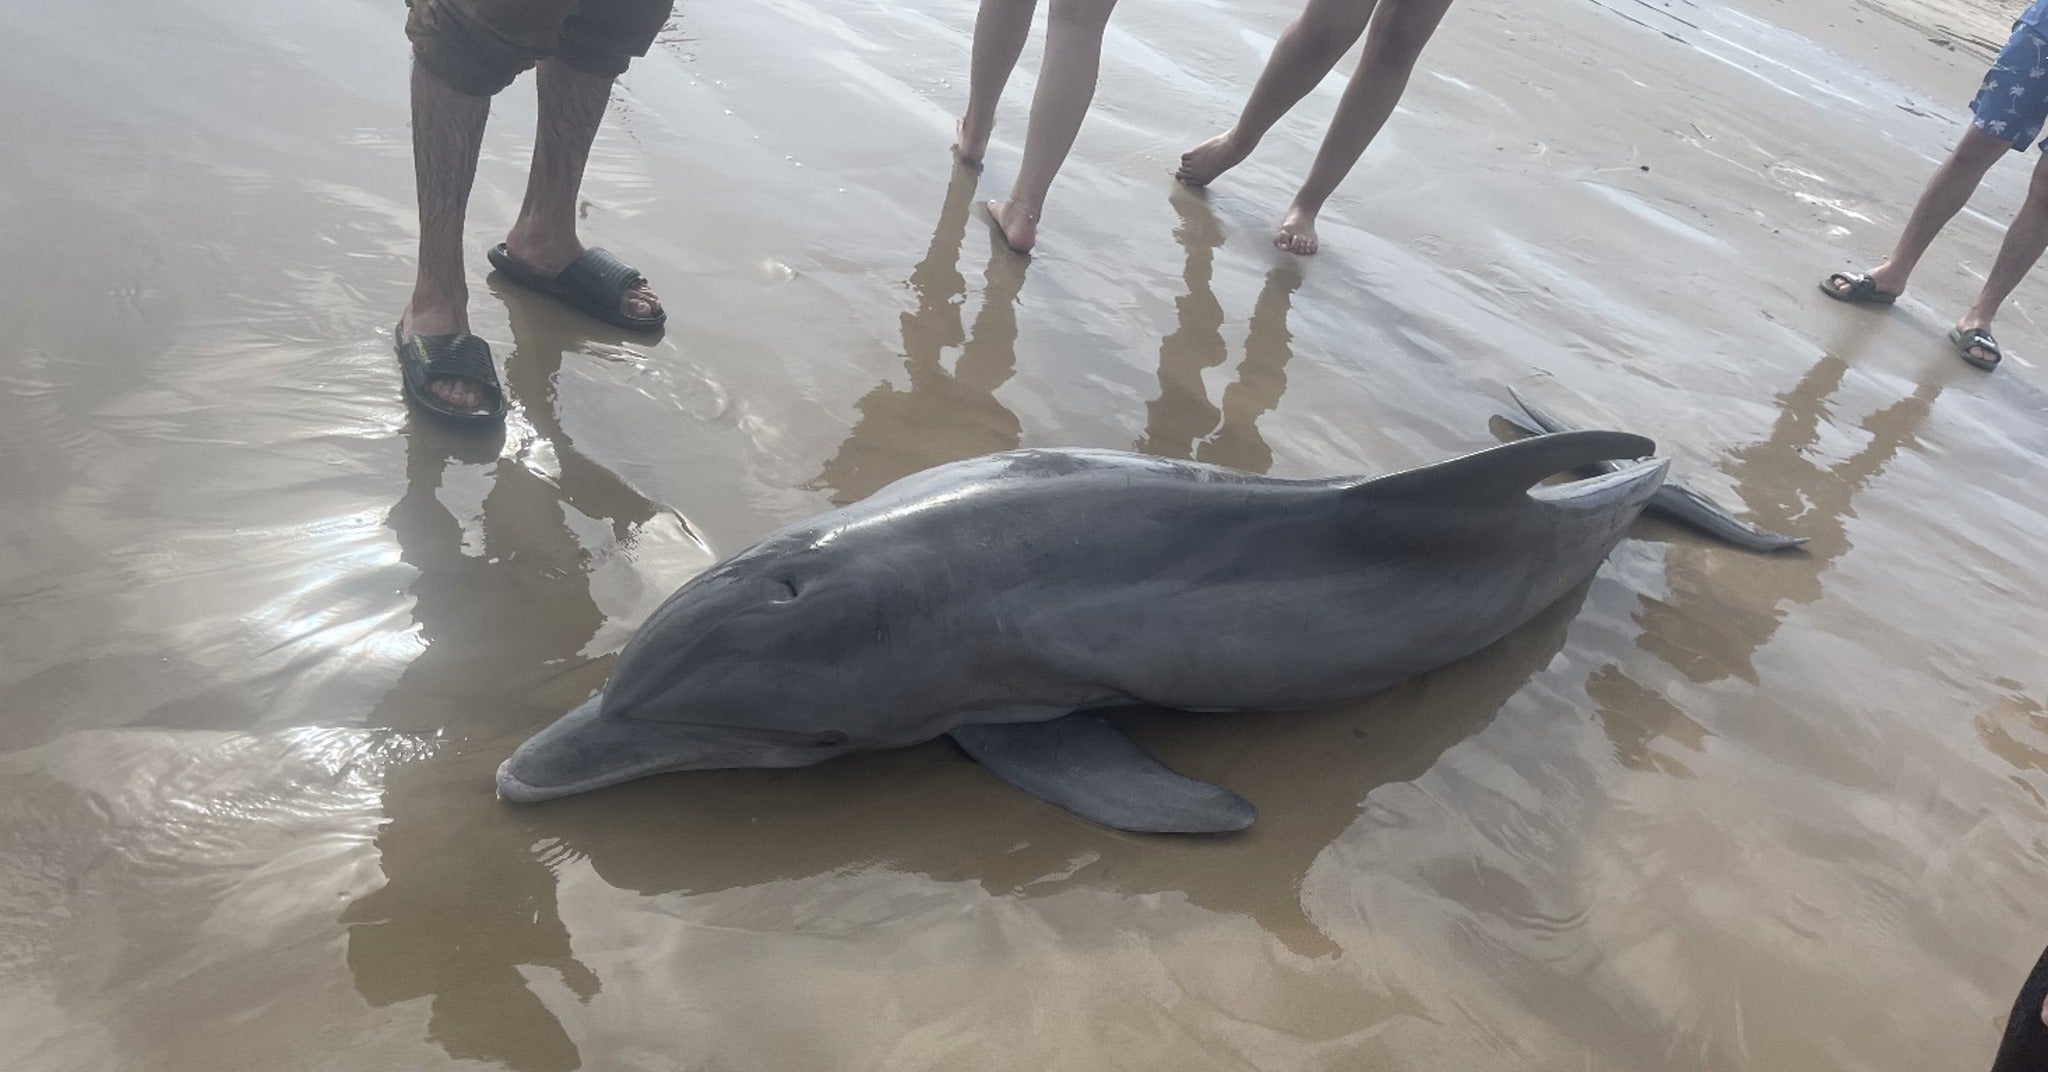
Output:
[2, 1, 2047, 1070]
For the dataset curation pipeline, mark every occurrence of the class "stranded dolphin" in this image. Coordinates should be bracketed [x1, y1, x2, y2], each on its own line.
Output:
[497, 427, 1787, 833]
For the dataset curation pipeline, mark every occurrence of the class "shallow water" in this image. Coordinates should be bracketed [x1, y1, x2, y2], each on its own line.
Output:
[2, 0, 2046, 1069]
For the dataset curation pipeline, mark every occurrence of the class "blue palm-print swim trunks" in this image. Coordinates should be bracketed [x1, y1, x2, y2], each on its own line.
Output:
[1973, 20, 2048, 151]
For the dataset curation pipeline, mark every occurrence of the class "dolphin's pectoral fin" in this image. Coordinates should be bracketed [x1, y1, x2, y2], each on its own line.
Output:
[949, 714, 1256, 834]
[1504, 388, 1807, 553]
[1357, 428, 1656, 507]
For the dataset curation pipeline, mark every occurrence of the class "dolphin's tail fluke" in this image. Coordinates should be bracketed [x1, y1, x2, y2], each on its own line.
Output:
[1503, 388, 1807, 554]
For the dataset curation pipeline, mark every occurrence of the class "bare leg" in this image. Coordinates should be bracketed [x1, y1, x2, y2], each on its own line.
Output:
[501, 59, 661, 320]
[403, 61, 494, 413]
[1825, 124, 2010, 299]
[956, 0, 1039, 167]
[1952, 146, 2048, 364]
[1176, 0, 1375, 187]
[986, 0, 1119, 252]
[1276, 0, 1454, 254]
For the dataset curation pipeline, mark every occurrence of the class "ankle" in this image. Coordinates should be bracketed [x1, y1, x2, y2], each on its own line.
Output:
[405, 286, 469, 335]
[506, 215, 580, 257]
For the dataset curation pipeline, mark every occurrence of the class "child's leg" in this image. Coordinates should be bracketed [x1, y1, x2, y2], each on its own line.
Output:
[1276, 0, 1454, 254]
[1176, 0, 1378, 187]
[986, 0, 1120, 252]
[956, 0, 1040, 166]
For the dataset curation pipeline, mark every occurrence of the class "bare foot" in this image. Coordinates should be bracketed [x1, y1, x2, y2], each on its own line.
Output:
[1274, 203, 1320, 255]
[501, 224, 663, 321]
[398, 303, 490, 414]
[1176, 129, 1254, 187]
[953, 115, 990, 170]
[985, 199, 1038, 254]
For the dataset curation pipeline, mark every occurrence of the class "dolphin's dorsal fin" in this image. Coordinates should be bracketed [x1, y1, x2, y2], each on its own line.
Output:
[951, 713, 1256, 834]
[1353, 430, 1655, 506]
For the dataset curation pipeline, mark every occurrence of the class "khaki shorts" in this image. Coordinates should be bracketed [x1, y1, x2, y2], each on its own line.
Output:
[407, 0, 673, 96]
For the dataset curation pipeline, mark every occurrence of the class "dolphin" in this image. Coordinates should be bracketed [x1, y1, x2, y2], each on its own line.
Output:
[497, 428, 1783, 833]
[1501, 387, 1806, 553]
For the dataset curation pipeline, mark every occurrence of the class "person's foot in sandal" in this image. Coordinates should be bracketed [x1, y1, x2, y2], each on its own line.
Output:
[395, 302, 505, 423]
[1950, 321, 2005, 370]
[491, 221, 664, 330]
[1820, 267, 1904, 304]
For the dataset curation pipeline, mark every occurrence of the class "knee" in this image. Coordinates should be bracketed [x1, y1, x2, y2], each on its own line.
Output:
[406, 0, 540, 97]
[2025, 163, 2048, 205]
[1361, 2, 1447, 67]
[1293, 2, 1373, 60]
[1046, 0, 1117, 32]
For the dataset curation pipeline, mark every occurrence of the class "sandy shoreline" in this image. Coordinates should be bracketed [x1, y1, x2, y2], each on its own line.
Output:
[0, 1, 2045, 1070]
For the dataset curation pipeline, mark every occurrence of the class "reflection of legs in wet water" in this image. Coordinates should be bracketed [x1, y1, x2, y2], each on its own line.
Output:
[811, 171, 1025, 502]
[1988, 944, 2048, 1072]
[1637, 355, 1940, 684]
[1138, 198, 1228, 460]
[956, 0, 1122, 252]
[1824, 125, 2004, 313]
[1176, 0, 1453, 254]
[346, 438, 606, 1072]
[1198, 269, 1301, 474]
[346, 311, 661, 1069]
[492, 277, 660, 543]
[1139, 198, 1300, 472]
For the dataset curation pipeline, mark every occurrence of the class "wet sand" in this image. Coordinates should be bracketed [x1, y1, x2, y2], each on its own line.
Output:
[3, 0, 2047, 1069]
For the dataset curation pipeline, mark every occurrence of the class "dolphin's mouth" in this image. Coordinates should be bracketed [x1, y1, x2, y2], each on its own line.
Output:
[496, 695, 726, 804]
[495, 751, 697, 803]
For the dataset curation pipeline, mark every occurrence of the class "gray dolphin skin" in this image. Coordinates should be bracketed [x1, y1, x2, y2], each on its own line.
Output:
[1502, 388, 1807, 553]
[497, 426, 1780, 833]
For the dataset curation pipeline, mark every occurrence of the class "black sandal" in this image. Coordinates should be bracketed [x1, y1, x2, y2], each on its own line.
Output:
[1949, 326, 2004, 370]
[487, 245, 666, 331]
[393, 324, 506, 424]
[1819, 271, 1898, 305]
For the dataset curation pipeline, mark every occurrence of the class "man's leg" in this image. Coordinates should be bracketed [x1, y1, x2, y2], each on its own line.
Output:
[1952, 146, 2048, 363]
[405, 60, 495, 413]
[1175, 0, 1377, 188]
[1274, 0, 1454, 254]
[1987, 944, 2048, 1072]
[499, 58, 661, 321]
[403, 0, 563, 413]
[955, 0, 1039, 167]
[985, 0, 1119, 253]
[1828, 126, 2010, 300]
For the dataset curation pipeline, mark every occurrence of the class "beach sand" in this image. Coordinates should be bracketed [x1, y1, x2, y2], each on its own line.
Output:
[1, 1, 2045, 1069]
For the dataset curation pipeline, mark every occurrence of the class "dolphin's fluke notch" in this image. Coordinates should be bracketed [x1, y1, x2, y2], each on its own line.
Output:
[951, 714, 1256, 834]
[1504, 388, 1808, 553]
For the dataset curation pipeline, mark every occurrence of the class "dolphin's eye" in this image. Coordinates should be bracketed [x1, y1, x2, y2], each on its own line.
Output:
[811, 731, 849, 748]
[769, 579, 799, 603]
